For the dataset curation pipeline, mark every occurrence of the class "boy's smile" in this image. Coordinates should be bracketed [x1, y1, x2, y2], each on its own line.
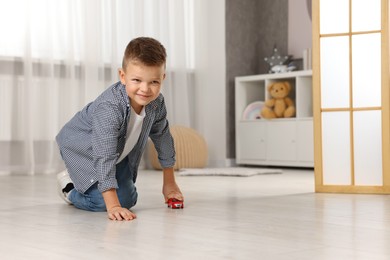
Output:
[119, 61, 165, 114]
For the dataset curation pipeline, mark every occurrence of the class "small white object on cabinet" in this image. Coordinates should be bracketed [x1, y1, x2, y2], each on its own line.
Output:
[235, 70, 313, 167]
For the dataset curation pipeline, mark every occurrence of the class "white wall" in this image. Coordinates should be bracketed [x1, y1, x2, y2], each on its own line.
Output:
[193, 0, 227, 167]
[288, 0, 312, 58]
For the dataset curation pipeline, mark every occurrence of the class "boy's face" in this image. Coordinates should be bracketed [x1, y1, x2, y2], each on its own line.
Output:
[119, 61, 165, 114]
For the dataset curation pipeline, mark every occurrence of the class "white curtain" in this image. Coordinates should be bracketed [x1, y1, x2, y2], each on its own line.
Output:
[0, 0, 194, 174]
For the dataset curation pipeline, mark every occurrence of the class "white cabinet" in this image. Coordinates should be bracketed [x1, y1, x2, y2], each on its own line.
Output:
[235, 70, 314, 167]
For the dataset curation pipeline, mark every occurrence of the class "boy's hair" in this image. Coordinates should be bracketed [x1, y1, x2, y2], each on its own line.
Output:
[122, 37, 167, 69]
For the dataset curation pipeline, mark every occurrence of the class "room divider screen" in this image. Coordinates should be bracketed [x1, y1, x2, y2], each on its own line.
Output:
[312, 0, 390, 193]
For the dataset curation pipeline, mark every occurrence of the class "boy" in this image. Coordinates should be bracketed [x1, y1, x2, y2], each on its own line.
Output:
[56, 37, 183, 221]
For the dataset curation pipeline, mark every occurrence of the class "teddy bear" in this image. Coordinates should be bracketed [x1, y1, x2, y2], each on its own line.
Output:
[260, 81, 295, 119]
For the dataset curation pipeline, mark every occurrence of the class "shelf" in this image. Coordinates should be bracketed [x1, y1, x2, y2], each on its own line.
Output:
[235, 70, 312, 82]
[235, 70, 314, 167]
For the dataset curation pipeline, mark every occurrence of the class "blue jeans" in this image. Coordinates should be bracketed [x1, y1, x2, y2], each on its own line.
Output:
[68, 158, 138, 212]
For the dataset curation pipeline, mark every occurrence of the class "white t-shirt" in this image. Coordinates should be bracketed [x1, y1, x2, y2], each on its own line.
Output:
[116, 106, 146, 164]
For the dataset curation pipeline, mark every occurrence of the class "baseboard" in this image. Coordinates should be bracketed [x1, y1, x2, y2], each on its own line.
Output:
[207, 158, 237, 168]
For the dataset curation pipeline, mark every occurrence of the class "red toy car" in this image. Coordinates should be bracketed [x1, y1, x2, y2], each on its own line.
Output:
[167, 198, 184, 209]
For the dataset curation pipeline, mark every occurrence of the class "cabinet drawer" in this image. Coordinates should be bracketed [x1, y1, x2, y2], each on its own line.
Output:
[237, 122, 266, 160]
[297, 120, 314, 162]
[266, 121, 297, 161]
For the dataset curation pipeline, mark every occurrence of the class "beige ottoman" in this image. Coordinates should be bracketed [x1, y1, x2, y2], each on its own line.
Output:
[148, 125, 208, 170]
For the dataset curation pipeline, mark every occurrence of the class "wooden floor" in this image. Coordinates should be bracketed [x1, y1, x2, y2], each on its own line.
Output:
[1, 168, 390, 260]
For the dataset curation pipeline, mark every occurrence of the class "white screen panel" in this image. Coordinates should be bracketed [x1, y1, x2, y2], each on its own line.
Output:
[320, 0, 349, 34]
[320, 36, 350, 108]
[322, 112, 351, 185]
[352, 0, 381, 32]
[354, 111, 383, 185]
[352, 33, 381, 108]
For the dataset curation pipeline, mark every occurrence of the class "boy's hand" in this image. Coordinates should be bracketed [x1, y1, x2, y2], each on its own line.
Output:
[162, 167, 184, 203]
[102, 189, 136, 221]
[107, 206, 137, 221]
[163, 183, 184, 203]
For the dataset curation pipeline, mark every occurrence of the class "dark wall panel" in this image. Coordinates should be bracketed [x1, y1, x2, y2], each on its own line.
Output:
[226, 0, 288, 159]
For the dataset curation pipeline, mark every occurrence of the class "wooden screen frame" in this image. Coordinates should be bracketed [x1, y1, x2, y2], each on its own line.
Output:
[313, 0, 390, 193]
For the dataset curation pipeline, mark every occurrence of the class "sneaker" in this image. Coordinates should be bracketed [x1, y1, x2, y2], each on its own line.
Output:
[57, 170, 74, 204]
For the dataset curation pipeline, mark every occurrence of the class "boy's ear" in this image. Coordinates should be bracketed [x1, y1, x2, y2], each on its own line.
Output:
[163, 73, 166, 80]
[118, 68, 126, 85]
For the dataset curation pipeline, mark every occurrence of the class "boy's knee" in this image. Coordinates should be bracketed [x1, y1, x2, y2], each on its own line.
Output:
[69, 189, 107, 212]
[87, 198, 107, 212]
[120, 190, 138, 209]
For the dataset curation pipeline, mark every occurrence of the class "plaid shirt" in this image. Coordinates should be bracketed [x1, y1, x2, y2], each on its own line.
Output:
[56, 82, 175, 193]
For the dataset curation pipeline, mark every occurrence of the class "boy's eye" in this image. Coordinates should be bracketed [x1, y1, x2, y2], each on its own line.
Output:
[152, 81, 160, 85]
[131, 79, 141, 83]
